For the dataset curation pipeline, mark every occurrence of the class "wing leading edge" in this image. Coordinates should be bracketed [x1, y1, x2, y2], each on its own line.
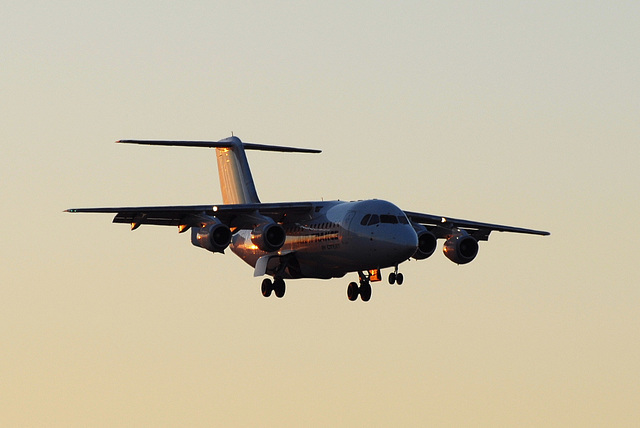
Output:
[404, 210, 550, 241]
[66, 202, 316, 230]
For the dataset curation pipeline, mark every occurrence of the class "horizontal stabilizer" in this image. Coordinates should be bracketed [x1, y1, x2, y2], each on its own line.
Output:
[117, 139, 321, 153]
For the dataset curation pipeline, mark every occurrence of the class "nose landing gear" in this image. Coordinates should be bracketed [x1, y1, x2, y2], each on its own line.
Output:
[388, 266, 404, 285]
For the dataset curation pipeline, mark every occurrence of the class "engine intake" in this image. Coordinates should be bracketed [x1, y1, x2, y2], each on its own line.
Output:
[413, 230, 437, 260]
[443, 234, 478, 264]
[191, 221, 232, 253]
[251, 222, 286, 252]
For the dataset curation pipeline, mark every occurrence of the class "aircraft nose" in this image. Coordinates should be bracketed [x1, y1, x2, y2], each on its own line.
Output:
[380, 226, 418, 262]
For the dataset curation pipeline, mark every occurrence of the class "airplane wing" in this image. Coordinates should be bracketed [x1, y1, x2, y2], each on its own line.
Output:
[66, 202, 315, 230]
[404, 210, 550, 241]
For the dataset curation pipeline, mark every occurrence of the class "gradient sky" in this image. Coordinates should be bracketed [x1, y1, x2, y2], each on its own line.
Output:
[2, 1, 639, 426]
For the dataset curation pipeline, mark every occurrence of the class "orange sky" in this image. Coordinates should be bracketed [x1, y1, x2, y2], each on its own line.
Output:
[1, 2, 639, 426]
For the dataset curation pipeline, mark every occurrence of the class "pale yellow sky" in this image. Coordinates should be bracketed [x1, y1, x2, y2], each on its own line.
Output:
[1, 1, 639, 427]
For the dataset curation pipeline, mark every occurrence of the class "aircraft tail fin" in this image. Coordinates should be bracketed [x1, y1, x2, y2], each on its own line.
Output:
[117, 137, 321, 205]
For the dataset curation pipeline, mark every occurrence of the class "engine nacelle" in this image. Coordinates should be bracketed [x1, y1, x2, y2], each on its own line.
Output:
[191, 221, 232, 253]
[251, 222, 286, 252]
[443, 234, 478, 264]
[413, 230, 437, 260]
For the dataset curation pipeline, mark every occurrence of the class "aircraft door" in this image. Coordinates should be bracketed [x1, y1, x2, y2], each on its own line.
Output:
[341, 210, 357, 244]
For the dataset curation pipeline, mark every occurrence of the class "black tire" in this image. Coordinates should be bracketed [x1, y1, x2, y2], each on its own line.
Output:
[274, 278, 286, 298]
[396, 273, 404, 285]
[389, 272, 396, 285]
[261, 278, 273, 297]
[360, 282, 372, 302]
[347, 282, 359, 301]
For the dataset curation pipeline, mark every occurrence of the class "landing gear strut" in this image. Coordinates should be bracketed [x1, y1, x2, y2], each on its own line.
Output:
[346, 271, 372, 302]
[261, 277, 286, 298]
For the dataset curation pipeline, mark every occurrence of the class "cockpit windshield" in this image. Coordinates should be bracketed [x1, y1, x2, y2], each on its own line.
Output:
[360, 213, 409, 226]
[380, 215, 398, 224]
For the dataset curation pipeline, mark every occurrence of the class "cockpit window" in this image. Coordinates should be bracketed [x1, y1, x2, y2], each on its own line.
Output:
[380, 215, 398, 224]
[363, 213, 404, 226]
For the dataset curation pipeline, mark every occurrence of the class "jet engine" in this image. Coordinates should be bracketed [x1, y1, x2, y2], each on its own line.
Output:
[413, 229, 437, 260]
[251, 222, 286, 252]
[443, 233, 478, 264]
[191, 220, 232, 253]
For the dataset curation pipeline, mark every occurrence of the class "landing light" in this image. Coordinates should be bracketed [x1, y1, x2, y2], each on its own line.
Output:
[441, 217, 447, 223]
[368, 269, 381, 282]
[212, 206, 218, 212]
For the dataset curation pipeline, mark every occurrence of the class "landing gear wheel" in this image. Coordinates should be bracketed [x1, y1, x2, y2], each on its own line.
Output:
[261, 278, 273, 297]
[273, 278, 286, 298]
[360, 282, 372, 302]
[396, 273, 404, 285]
[347, 282, 359, 301]
[389, 272, 396, 285]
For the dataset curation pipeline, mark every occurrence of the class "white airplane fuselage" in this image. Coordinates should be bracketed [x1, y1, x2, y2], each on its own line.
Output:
[231, 199, 419, 279]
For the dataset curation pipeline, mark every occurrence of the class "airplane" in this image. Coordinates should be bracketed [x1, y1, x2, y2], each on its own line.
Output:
[66, 136, 549, 301]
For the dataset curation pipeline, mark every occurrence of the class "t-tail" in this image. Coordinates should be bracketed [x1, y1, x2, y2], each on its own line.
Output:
[117, 137, 321, 204]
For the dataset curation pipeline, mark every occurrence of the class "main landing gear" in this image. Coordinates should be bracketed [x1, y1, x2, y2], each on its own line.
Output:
[261, 277, 286, 298]
[347, 271, 373, 302]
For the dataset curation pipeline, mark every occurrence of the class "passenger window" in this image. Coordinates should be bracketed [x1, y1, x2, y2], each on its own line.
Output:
[381, 215, 398, 224]
[360, 214, 371, 226]
[368, 215, 379, 225]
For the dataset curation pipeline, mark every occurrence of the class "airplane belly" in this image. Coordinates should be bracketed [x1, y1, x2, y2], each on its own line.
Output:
[294, 251, 349, 279]
[231, 230, 347, 279]
[229, 229, 262, 268]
